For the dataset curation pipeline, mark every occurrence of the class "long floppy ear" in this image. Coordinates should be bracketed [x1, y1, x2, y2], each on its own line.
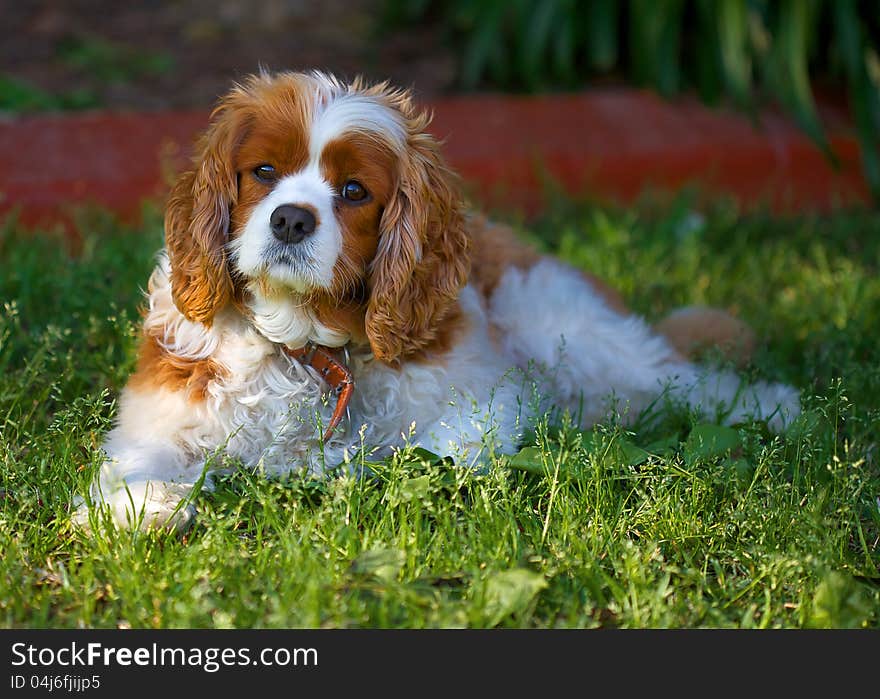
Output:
[165, 98, 251, 325]
[366, 111, 470, 364]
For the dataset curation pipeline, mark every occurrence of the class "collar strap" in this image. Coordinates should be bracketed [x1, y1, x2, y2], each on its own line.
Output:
[283, 343, 355, 443]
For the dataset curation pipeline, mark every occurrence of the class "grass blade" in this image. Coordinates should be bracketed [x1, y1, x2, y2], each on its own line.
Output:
[517, 0, 557, 90]
[691, 0, 724, 104]
[717, 0, 753, 108]
[458, 1, 508, 89]
[552, 0, 579, 85]
[585, 0, 619, 72]
[767, 0, 835, 162]
[832, 0, 880, 199]
[629, 0, 685, 96]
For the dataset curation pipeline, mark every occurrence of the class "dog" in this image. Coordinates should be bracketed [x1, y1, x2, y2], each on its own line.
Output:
[74, 71, 800, 532]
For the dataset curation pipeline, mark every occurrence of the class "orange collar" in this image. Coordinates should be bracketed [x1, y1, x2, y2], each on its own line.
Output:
[282, 343, 355, 443]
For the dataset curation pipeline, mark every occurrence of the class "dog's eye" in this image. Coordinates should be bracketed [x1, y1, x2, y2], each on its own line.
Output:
[253, 164, 277, 183]
[341, 180, 368, 202]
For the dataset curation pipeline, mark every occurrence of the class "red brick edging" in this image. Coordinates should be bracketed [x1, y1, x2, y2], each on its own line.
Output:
[0, 89, 870, 231]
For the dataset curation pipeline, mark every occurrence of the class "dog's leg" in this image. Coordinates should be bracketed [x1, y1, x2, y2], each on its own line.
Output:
[488, 259, 799, 430]
[73, 473, 196, 534]
[73, 435, 200, 533]
[659, 362, 800, 430]
[71, 380, 220, 533]
[654, 305, 757, 368]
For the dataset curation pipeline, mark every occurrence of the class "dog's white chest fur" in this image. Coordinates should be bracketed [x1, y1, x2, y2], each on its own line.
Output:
[100, 254, 525, 495]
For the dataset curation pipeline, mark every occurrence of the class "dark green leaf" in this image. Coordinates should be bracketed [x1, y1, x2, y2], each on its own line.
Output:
[507, 446, 552, 475]
[808, 571, 872, 629]
[784, 409, 825, 443]
[580, 430, 654, 467]
[618, 440, 651, 466]
[482, 568, 547, 626]
[683, 423, 742, 465]
[727, 456, 754, 480]
[349, 547, 406, 582]
[409, 447, 443, 464]
[642, 434, 680, 458]
[396, 475, 431, 503]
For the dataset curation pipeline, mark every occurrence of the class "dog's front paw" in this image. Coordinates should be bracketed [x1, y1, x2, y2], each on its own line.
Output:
[72, 481, 196, 534]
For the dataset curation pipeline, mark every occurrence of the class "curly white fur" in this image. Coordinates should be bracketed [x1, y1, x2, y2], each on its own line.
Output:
[76, 251, 800, 532]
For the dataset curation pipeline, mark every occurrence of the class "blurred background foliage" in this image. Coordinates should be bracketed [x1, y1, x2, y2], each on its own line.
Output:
[383, 0, 880, 199]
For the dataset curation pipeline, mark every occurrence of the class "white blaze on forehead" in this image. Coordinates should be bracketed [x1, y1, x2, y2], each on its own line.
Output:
[309, 93, 406, 160]
[269, 168, 335, 210]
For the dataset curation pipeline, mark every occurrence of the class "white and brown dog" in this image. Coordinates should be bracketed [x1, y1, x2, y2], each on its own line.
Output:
[75, 71, 799, 531]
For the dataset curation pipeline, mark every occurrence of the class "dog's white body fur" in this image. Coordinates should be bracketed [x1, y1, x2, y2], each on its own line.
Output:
[74, 71, 800, 531]
[82, 251, 798, 530]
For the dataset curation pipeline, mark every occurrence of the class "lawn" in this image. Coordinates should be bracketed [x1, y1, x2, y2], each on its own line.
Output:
[1, 196, 879, 628]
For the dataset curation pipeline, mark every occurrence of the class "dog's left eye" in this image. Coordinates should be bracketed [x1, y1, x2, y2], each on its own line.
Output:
[253, 164, 277, 183]
[341, 180, 369, 202]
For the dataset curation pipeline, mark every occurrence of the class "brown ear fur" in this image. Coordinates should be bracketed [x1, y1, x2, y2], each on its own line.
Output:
[365, 107, 470, 364]
[165, 97, 251, 324]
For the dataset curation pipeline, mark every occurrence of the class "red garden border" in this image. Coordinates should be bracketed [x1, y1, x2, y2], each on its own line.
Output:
[0, 88, 871, 232]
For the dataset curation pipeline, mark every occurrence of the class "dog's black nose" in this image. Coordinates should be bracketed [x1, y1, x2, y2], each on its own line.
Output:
[270, 205, 317, 244]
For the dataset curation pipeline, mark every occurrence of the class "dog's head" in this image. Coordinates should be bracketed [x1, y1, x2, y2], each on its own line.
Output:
[165, 70, 469, 364]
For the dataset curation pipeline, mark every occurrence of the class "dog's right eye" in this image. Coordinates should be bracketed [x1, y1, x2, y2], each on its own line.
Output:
[253, 164, 277, 183]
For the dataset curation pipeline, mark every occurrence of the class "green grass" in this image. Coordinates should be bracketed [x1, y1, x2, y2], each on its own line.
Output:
[1, 38, 174, 114]
[2, 196, 879, 628]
